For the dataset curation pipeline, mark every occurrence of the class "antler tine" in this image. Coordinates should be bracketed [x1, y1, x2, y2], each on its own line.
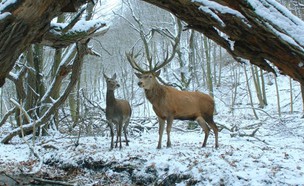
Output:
[125, 48, 146, 73]
[153, 39, 179, 72]
[153, 18, 182, 72]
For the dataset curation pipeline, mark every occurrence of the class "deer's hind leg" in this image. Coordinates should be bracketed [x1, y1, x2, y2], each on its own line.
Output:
[108, 122, 114, 150]
[206, 118, 219, 148]
[196, 116, 210, 147]
[115, 123, 123, 149]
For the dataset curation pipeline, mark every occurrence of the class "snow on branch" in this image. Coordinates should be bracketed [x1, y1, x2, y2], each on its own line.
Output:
[140, 0, 304, 84]
[248, 0, 304, 50]
[195, 0, 251, 27]
[1, 42, 88, 144]
[40, 19, 109, 48]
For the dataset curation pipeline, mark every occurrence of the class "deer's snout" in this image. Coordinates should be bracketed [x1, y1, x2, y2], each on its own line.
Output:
[138, 82, 143, 87]
[117, 83, 120, 88]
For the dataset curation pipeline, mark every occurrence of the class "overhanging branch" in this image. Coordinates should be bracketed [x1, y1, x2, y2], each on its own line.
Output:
[142, 0, 304, 85]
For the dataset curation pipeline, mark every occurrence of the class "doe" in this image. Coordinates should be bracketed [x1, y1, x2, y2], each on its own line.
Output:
[104, 73, 132, 149]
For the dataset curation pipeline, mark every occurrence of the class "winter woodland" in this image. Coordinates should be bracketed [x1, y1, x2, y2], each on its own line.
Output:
[0, 0, 304, 185]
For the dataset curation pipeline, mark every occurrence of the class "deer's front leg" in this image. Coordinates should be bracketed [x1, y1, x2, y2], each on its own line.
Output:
[166, 116, 173, 148]
[157, 117, 165, 149]
[118, 123, 123, 149]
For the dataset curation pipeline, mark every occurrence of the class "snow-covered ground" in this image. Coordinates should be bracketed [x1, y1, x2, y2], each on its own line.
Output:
[0, 109, 303, 185]
[1, 63, 304, 185]
[1, 0, 304, 185]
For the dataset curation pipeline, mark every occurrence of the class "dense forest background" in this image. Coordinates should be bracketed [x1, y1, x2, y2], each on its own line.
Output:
[1, 0, 303, 136]
[1, 0, 304, 185]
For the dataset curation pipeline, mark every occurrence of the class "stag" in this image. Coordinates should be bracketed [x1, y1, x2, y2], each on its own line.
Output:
[104, 73, 132, 149]
[126, 41, 219, 149]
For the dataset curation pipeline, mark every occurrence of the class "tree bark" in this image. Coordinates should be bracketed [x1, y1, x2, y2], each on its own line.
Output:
[0, 0, 89, 87]
[2, 0, 304, 87]
[142, 0, 304, 85]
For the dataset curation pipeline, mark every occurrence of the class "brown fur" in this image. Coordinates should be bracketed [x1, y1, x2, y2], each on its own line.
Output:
[135, 71, 218, 149]
[104, 73, 132, 150]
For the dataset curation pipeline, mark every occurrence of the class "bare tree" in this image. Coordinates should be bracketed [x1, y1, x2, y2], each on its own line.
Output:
[0, 2, 108, 142]
[243, 64, 259, 119]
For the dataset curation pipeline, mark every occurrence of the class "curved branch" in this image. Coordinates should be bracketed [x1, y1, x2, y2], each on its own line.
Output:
[142, 0, 304, 85]
[1, 41, 88, 144]
[0, 0, 89, 87]
[40, 20, 108, 48]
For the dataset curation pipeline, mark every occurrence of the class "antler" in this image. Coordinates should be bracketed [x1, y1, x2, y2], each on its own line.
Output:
[126, 34, 180, 73]
[153, 39, 179, 72]
[125, 17, 181, 73]
[125, 48, 147, 73]
[153, 19, 182, 72]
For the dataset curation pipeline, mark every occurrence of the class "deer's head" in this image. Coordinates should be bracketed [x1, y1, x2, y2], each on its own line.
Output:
[135, 71, 161, 90]
[126, 36, 179, 91]
[104, 73, 120, 91]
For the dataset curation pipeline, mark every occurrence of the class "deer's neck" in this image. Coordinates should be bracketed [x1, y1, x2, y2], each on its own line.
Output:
[106, 90, 116, 106]
[145, 82, 165, 104]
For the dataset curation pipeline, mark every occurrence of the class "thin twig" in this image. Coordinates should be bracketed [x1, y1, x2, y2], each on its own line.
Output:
[10, 98, 43, 175]
[33, 178, 75, 186]
[0, 107, 16, 127]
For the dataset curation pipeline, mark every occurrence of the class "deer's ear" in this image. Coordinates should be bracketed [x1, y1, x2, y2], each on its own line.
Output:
[135, 72, 142, 78]
[155, 70, 161, 77]
[103, 73, 109, 79]
[112, 73, 117, 79]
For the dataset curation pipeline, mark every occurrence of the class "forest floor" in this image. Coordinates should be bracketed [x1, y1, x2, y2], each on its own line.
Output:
[0, 112, 304, 186]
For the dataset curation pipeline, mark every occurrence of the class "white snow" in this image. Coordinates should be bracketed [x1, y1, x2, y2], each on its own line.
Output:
[1, 115, 303, 185]
[195, 0, 251, 28]
[1, 72, 304, 185]
[1, 0, 304, 185]
[248, 0, 304, 49]
[198, 6, 225, 27]
[0, 0, 17, 13]
[50, 19, 108, 35]
[0, 12, 10, 20]
[194, 0, 304, 52]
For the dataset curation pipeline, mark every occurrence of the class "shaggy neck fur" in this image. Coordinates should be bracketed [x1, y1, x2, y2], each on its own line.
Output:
[144, 81, 165, 104]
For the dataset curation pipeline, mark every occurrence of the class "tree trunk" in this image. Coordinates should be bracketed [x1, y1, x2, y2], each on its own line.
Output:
[244, 65, 259, 119]
[0, 0, 87, 87]
[260, 69, 267, 106]
[3, 0, 304, 87]
[274, 75, 281, 117]
[251, 65, 264, 108]
[204, 36, 214, 97]
[1, 41, 89, 144]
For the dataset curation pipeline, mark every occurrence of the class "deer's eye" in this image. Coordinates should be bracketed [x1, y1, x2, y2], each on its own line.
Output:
[149, 75, 152, 79]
